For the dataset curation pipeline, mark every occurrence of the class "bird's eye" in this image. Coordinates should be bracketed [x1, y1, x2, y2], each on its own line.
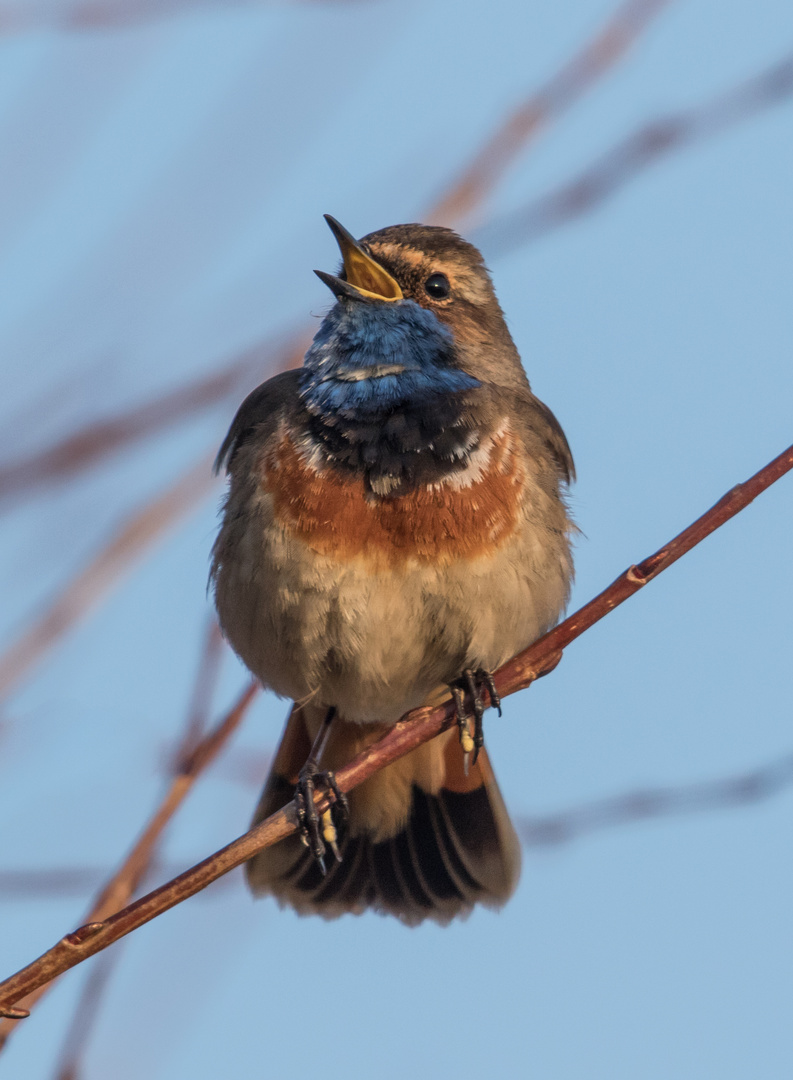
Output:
[424, 272, 451, 300]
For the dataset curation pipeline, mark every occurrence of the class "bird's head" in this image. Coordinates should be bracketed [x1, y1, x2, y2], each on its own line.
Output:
[301, 217, 527, 420]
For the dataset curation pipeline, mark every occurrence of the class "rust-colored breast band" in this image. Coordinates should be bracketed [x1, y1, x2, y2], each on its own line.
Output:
[261, 428, 526, 567]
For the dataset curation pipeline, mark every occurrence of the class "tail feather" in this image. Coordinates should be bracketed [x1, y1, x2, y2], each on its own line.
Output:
[245, 703, 521, 925]
[407, 788, 473, 908]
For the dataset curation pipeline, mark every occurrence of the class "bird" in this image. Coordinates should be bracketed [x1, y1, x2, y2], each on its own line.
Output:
[211, 215, 574, 925]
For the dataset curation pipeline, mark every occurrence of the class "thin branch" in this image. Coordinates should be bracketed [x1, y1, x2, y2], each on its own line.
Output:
[0, 680, 259, 1042]
[476, 52, 793, 253]
[427, 0, 675, 225]
[1, 441, 790, 1017]
[0, 454, 217, 702]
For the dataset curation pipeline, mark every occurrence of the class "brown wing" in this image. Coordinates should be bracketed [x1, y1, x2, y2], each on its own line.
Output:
[214, 368, 302, 474]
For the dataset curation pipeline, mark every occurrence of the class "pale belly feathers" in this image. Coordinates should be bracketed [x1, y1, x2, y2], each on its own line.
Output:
[213, 426, 572, 724]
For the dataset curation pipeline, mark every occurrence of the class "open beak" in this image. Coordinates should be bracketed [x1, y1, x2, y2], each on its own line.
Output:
[315, 215, 403, 302]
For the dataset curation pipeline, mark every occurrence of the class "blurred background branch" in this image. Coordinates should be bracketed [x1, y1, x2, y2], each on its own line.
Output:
[0, 454, 217, 700]
[0, 660, 258, 1045]
[428, 0, 675, 224]
[478, 50, 793, 252]
[517, 749, 793, 845]
[0, 0, 358, 33]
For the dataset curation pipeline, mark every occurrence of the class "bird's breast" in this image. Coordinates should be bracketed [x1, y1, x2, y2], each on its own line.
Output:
[261, 423, 527, 568]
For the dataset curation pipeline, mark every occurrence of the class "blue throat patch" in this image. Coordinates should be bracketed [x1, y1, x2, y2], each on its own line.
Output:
[300, 298, 479, 420]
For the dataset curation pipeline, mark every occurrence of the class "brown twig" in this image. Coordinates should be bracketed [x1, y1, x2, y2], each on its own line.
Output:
[427, 0, 674, 225]
[0, 454, 217, 701]
[0, 680, 259, 1042]
[1, 441, 790, 1017]
[477, 52, 793, 253]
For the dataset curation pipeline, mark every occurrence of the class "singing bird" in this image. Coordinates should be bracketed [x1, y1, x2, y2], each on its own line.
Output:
[212, 217, 574, 925]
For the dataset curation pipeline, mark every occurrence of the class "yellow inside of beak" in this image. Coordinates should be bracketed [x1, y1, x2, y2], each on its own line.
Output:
[342, 245, 403, 301]
[325, 215, 403, 301]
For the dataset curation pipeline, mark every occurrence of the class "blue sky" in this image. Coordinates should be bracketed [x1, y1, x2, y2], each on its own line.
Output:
[1, 0, 792, 1076]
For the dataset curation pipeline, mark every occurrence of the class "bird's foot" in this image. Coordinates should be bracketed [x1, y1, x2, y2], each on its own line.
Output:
[449, 668, 502, 772]
[294, 765, 349, 875]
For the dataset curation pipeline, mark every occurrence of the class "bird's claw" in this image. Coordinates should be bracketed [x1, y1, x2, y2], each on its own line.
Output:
[294, 766, 348, 875]
[449, 668, 502, 772]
